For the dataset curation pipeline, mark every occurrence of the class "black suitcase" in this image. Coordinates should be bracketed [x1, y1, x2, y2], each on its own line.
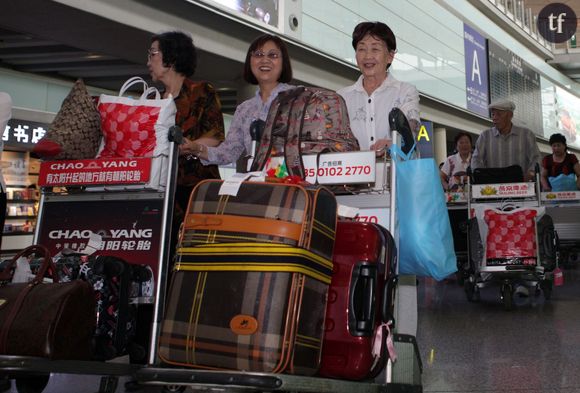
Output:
[50, 253, 151, 360]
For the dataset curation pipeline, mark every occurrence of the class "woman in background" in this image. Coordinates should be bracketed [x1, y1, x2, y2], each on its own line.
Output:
[440, 132, 473, 192]
[541, 133, 580, 191]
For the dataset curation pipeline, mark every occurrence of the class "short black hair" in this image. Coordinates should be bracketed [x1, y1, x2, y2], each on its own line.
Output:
[352, 22, 396, 51]
[352, 21, 397, 70]
[243, 34, 293, 85]
[151, 31, 197, 77]
[454, 132, 473, 147]
[549, 133, 567, 147]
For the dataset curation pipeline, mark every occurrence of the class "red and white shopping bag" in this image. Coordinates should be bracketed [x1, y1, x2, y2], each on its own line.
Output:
[483, 208, 538, 259]
[97, 77, 176, 158]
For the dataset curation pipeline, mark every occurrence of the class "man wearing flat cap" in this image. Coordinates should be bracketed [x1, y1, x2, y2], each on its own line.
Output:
[471, 99, 541, 181]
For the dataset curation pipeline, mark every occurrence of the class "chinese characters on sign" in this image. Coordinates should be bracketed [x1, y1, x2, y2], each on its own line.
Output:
[473, 183, 536, 198]
[303, 151, 375, 184]
[4, 119, 48, 148]
[541, 191, 580, 201]
[37, 199, 164, 277]
[38, 158, 152, 186]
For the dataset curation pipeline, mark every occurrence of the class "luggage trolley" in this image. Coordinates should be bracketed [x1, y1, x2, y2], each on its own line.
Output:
[134, 130, 423, 392]
[540, 190, 580, 267]
[0, 127, 182, 393]
[464, 167, 557, 310]
[445, 191, 469, 284]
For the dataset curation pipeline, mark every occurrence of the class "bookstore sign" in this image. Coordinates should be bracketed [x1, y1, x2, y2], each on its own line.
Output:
[3, 118, 48, 148]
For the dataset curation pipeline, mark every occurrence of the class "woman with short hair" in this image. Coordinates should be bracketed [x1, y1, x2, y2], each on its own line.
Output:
[541, 133, 580, 191]
[440, 132, 473, 191]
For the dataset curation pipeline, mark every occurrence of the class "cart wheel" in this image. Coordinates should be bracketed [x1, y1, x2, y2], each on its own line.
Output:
[162, 385, 186, 393]
[98, 376, 119, 393]
[501, 284, 513, 311]
[465, 280, 479, 302]
[15, 375, 50, 393]
[124, 379, 141, 392]
[0, 379, 11, 393]
[541, 279, 553, 300]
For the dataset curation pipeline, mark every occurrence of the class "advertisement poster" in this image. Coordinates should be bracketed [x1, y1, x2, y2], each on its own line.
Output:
[553, 86, 580, 149]
[2, 151, 29, 185]
[207, 0, 279, 28]
[463, 24, 489, 117]
[36, 198, 165, 278]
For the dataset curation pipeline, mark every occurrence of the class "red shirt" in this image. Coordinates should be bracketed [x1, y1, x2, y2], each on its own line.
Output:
[542, 153, 578, 177]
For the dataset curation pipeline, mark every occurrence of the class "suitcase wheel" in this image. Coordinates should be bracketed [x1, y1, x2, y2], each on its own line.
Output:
[15, 375, 50, 393]
[162, 385, 186, 393]
[96, 256, 126, 276]
[132, 265, 153, 283]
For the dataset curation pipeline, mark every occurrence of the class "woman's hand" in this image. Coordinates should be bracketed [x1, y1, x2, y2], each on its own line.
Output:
[370, 138, 392, 157]
[179, 138, 196, 156]
[179, 138, 207, 160]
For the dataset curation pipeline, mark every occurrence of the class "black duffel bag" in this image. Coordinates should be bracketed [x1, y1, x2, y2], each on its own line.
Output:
[471, 165, 524, 184]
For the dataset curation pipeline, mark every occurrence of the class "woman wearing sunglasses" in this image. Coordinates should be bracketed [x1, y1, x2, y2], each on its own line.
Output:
[190, 33, 294, 165]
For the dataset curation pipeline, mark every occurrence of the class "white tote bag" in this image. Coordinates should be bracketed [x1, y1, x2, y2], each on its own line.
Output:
[97, 76, 176, 158]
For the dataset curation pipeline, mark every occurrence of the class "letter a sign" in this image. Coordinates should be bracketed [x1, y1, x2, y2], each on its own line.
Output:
[463, 23, 488, 117]
[416, 121, 434, 158]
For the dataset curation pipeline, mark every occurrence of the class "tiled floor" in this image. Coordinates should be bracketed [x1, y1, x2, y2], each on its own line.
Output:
[418, 265, 580, 393]
[3, 266, 580, 392]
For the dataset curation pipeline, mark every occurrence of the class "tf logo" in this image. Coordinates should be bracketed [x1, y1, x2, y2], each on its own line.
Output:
[537, 3, 577, 43]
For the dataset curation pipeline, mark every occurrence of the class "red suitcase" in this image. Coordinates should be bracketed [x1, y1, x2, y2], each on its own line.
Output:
[319, 220, 397, 380]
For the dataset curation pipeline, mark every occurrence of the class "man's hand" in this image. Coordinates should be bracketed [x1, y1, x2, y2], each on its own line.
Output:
[524, 170, 536, 182]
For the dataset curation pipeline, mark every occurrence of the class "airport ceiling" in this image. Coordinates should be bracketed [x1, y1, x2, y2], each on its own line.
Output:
[3, 0, 580, 113]
[0, 0, 241, 113]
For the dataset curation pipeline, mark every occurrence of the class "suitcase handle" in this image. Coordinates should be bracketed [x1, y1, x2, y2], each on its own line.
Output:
[348, 262, 377, 337]
[381, 275, 398, 326]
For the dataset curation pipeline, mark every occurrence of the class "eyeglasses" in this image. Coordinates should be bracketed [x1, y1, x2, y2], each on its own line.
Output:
[251, 50, 281, 60]
[147, 48, 160, 59]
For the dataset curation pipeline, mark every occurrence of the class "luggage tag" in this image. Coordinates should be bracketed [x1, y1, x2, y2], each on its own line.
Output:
[337, 204, 360, 219]
[219, 171, 265, 196]
[12, 256, 33, 283]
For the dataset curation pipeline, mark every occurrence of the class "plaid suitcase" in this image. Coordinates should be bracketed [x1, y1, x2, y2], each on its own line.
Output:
[158, 180, 337, 374]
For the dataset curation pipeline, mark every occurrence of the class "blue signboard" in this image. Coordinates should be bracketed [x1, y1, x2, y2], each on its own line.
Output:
[416, 120, 433, 158]
[464, 24, 489, 117]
